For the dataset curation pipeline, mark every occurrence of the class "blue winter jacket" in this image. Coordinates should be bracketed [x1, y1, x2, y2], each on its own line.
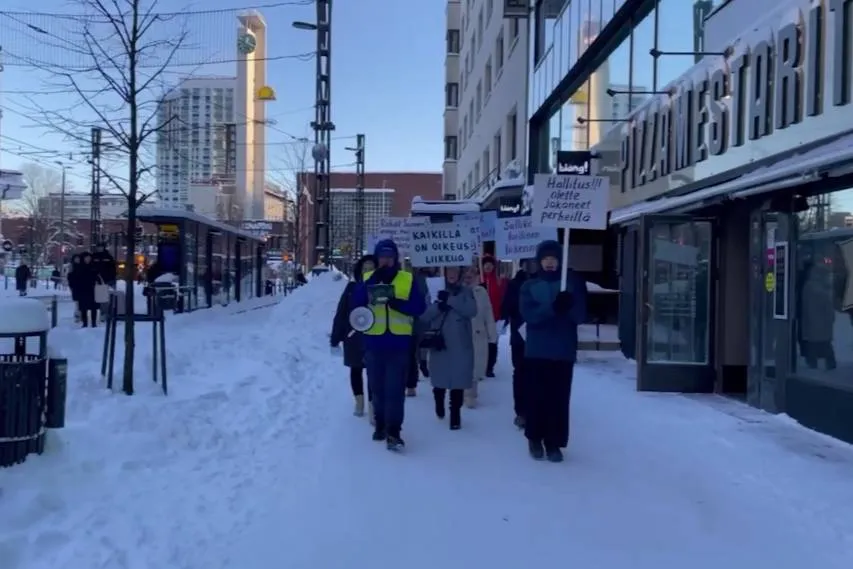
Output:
[350, 239, 427, 351]
[519, 241, 587, 361]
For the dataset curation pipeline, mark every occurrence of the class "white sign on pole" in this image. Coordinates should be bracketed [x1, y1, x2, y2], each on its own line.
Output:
[479, 210, 497, 241]
[453, 213, 481, 248]
[531, 173, 609, 230]
[376, 217, 430, 255]
[494, 217, 558, 260]
[409, 221, 476, 267]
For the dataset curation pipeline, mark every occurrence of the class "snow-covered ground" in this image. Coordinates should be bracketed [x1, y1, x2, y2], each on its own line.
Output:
[2, 272, 853, 569]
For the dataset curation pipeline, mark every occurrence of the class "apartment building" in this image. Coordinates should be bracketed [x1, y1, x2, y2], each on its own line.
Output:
[446, 0, 527, 199]
[442, 0, 461, 199]
[38, 192, 127, 220]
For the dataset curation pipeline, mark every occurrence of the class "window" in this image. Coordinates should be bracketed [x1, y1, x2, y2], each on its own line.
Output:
[474, 161, 480, 186]
[507, 110, 517, 161]
[444, 136, 458, 160]
[462, 117, 468, 145]
[459, 126, 464, 150]
[477, 8, 484, 49]
[510, 18, 519, 41]
[484, 59, 492, 96]
[486, 0, 494, 21]
[493, 131, 502, 172]
[445, 82, 459, 108]
[446, 29, 460, 54]
[472, 31, 477, 53]
[495, 30, 504, 70]
[468, 100, 474, 136]
[482, 148, 490, 178]
[476, 81, 482, 117]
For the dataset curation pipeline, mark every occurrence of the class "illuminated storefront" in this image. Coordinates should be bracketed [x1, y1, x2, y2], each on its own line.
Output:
[595, 0, 853, 443]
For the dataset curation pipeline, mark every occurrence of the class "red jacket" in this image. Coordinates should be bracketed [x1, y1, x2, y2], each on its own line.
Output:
[482, 272, 506, 321]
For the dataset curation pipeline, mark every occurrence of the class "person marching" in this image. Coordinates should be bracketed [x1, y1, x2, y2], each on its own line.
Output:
[330, 254, 376, 420]
[464, 264, 496, 408]
[501, 258, 537, 429]
[351, 239, 426, 451]
[480, 255, 507, 377]
[420, 266, 477, 430]
[519, 240, 586, 463]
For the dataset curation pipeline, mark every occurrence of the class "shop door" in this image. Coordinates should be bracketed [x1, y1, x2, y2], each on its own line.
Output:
[637, 215, 717, 392]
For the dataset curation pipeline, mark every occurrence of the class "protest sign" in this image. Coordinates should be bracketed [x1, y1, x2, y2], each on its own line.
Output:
[454, 213, 481, 249]
[410, 221, 476, 267]
[494, 216, 558, 260]
[531, 173, 608, 230]
[376, 216, 430, 255]
[479, 210, 497, 241]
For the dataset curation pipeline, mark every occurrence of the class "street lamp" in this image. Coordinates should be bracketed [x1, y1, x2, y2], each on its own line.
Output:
[292, 0, 333, 267]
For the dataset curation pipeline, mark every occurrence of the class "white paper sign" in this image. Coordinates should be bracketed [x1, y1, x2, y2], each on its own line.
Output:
[532, 173, 609, 230]
[410, 221, 476, 267]
[376, 217, 430, 255]
[494, 216, 558, 260]
[479, 210, 497, 241]
[454, 213, 481, 249]
[425, 276, 444, 303]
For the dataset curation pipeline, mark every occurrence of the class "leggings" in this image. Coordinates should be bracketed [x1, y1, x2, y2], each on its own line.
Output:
[350, 367, 371, 400]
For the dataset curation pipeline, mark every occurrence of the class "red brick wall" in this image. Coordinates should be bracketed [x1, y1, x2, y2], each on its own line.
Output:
[295, 171, 442, 266]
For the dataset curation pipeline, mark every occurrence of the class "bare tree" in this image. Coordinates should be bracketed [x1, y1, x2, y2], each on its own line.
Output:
[28, 0, 187, 395]
[274, 137, 311, 265]
[16, 163, 66, 264]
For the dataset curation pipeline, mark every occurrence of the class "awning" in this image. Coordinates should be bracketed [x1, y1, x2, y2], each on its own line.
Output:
[610, 131, 853, 225]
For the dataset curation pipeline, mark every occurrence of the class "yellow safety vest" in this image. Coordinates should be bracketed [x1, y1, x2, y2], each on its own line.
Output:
[363, 270, 414, 336]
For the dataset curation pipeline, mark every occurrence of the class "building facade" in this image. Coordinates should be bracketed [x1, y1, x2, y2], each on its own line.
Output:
[530, 0, 853, 444]
[442, 0, 461, 199]
[450, 0, 528, 200]
[156, 77, 238, 212]
[296, 172, 442, 267]
[38, 191, 127, 220]
[329, 188, 394, 257]
[262, 181, 290, 221]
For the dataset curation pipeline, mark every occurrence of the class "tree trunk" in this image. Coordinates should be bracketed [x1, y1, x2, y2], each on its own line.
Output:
[122, 205, 137, 395]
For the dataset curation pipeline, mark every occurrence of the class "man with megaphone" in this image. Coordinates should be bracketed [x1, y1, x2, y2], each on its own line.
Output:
[350, 238, 427, 451]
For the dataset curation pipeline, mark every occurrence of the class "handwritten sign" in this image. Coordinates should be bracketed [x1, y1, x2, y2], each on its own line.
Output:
[479, 210, 497, 241]
[376, 217, 430, 255]
[494, 216, 558, 260]
[410, 221, 476, 267]
[453, 213, 481, 249]
[531, 173, 608, 230]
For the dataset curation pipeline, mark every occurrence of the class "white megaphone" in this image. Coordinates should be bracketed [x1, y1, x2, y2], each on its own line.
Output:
[349, 306, 375, 332]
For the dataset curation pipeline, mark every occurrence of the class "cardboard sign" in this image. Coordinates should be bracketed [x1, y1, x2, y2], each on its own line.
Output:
[532, 173, 609, 230]
[494, 216, 558, 260]
[410, 221, 476, 267]
[376, 217, 430, 255]
[453, 213, 481, 249]
[479, 210, 498, 241]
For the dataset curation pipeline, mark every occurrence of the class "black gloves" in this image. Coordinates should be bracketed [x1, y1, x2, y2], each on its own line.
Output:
[387, 297, 406, 312]
[437, 290, 449, 302]
[330, 340, 340, 348]
[418, 359, 430, 378]
[553, 290, 574, 313]
[438, 301, 450, 312]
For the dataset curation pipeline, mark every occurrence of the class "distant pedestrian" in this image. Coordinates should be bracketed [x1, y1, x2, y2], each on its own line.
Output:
[14, 263, 30, 296]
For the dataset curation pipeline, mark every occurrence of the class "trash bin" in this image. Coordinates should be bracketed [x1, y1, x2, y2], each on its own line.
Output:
[0, 297, 66, 467]
[148, 282, 177, 312]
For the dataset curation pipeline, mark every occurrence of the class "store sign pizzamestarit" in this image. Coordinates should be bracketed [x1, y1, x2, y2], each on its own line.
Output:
[620, 0, 853, 193]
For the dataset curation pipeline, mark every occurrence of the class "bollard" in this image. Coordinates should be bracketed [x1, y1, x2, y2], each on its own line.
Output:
[45, 357, 68, 429]
[50, 296, 58, 328]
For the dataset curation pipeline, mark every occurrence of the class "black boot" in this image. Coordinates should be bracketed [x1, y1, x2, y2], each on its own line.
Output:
[528, 439, 545, 460]
[372, 424, 386, 441]
[449, 389, 463, 430]
[386, 427, 405, 451]
[433, 388, 446, 419]
[545, 446, 564, 463]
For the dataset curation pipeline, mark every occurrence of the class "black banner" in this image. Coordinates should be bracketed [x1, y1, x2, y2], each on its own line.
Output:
[556, 150, 593, 176]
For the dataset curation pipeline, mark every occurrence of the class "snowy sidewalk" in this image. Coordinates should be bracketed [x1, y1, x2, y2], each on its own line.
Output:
[235, 349, 853, 569]
[0, 276, 347, 569]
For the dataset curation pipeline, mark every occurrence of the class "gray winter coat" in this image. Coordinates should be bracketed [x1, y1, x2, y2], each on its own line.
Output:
[420, 285, 477, 390]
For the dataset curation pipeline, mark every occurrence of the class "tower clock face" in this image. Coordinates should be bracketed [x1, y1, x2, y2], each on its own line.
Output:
[237, 33, 256, 54]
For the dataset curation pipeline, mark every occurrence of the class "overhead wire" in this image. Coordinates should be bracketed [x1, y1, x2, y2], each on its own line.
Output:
[0, 2, 315, 20]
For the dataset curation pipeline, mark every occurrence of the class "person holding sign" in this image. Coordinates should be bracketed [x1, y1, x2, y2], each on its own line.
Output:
[519, 240, 587, 463]
[350, 239, 427, 452]
[419, 266, 477, 430]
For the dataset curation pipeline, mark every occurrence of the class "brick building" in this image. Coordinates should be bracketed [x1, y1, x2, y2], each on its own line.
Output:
[295, 171, 442, 266]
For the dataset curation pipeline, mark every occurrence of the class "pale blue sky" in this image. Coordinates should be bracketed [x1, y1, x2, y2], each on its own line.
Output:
[0, 0, 445, 192]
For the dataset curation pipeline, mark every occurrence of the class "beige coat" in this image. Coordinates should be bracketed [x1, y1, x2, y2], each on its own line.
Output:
[471, 285, 497, 379]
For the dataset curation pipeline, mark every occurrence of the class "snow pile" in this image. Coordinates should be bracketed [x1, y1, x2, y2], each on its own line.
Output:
[0, 297, 51, 334]
[0, 273, 347, 569]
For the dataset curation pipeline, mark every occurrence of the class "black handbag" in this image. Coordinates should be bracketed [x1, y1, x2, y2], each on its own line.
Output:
[420, 310, 449, 351]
